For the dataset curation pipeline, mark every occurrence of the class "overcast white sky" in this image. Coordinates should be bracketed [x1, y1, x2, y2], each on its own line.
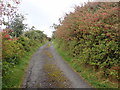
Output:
[19, 0, 91, 37]
[18, 0, 92, 37]
[18, 0, 119, 37]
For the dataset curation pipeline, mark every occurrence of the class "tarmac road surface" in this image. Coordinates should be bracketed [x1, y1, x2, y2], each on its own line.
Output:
[22, 42, 93, 89]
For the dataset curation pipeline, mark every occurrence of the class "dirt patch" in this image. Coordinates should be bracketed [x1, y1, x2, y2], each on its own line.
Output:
[42, 48, 72, 88]
[43, 59, 72, 88]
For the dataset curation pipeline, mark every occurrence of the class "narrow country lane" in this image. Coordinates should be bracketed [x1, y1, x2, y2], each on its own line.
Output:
[22, 42, 93, 88]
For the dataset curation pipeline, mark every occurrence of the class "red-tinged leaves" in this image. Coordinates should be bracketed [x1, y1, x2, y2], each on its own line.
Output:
[4, 34, 10, 39]
[0, 0, 20, 25]
[54, 2, 119, 79]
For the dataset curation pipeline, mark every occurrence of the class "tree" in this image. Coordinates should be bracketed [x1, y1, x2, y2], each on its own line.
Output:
[24, 30, 48, 43]
[30, 26, 35, 30]
[0, 0, 20, 28]
[52, 31, 56, 39]
[51, 23, 60, 30]
[10, 14, 27, 37]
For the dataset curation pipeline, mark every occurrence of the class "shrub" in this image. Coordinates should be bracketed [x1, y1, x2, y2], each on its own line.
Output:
[54, 2, 119, 79]
[2, 40, 24, 75]
[17, 36, 31, 52]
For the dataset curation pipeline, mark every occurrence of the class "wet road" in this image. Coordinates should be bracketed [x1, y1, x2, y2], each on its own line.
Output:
[22, 42, 93, 88]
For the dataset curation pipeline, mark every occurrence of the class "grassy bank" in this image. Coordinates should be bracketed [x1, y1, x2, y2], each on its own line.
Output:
[53, 41, 118, 88]
[2, 43, 44, 88]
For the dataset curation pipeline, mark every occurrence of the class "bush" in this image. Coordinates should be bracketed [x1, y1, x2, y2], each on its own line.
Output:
[2, 28, 48, 88]
[2, 40, 24, 75]
[3, 40, 24, 63]
[54, 2, 119, 79]
[17, 36, 31, 52]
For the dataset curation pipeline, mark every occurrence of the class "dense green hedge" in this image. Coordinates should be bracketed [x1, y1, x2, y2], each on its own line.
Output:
[2, 30, 48, 88]
[54, 2, 119, 79]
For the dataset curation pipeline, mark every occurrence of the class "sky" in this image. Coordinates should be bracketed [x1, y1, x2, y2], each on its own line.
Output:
[18, 0, 91, 37]
[18, 0, 119, 37]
